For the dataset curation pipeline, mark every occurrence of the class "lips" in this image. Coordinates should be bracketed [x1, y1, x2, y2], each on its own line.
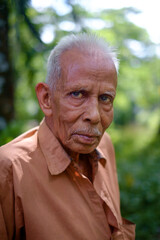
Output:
[72, 133, 100, 145]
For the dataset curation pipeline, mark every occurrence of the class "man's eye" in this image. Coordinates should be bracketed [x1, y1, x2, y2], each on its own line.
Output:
[99, 94, 112, 103]
[71, 91, 83, 99]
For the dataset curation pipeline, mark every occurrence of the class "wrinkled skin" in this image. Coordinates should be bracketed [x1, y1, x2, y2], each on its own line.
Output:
[36, 48, 117, 160]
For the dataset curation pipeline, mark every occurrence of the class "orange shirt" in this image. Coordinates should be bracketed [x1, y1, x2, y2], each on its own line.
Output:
[0, 119, 135, 240]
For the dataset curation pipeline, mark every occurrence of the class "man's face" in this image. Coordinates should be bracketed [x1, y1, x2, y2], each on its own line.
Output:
[49, 49, 117, 155]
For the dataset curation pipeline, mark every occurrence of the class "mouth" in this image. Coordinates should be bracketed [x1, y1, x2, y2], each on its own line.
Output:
[71, 132, 101, 145]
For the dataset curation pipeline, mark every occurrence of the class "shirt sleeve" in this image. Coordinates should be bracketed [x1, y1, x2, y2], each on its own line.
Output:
[0, 148, 15, 240]
[112, 218, 136, 240]
[0, 204, 8, 240]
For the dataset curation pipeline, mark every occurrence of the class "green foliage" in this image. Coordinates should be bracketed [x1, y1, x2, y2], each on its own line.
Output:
[107, 120, 160, 239]
[112, 128, 160, 240]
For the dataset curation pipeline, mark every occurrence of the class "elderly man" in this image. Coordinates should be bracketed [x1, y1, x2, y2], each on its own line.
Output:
[0, 34, 135, 240]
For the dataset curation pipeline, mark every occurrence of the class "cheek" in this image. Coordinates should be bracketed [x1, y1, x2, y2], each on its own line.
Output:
[101, 109, 114, 129]
[57, 106, 83, 137]
[59, 101, 84, 122]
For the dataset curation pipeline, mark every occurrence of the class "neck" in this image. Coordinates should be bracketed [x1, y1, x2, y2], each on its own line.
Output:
[65, 148, 80, 163]
[66, 149, 92, 182]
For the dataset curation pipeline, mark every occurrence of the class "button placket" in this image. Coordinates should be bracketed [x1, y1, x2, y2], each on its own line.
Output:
[68, 162, 111, 232]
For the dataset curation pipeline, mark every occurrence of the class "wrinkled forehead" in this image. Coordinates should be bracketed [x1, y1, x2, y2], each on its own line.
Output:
[53, 48, 117, 92]
[60, 48, 116, 74]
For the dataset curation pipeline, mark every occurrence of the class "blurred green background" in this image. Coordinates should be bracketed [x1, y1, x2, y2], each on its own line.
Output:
[0, 0, 160, 239]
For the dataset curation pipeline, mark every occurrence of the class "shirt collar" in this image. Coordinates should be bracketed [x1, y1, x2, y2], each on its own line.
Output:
[38, 119, 71, 175]
[38, 119, 106, 175]
[96, 147, 107, 167]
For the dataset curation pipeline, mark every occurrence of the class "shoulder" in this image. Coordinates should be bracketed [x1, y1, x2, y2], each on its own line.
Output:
[98, 131, 115, 161]
[0, 127, 39, 187]
[97, 132, 120, 201]
[0, 126, 39, 159]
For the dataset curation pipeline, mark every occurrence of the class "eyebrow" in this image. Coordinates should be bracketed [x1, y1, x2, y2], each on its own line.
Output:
[66, 83, 89, 89]
[65, 85, 89, 93]
[103, 91, 116, 98]
[65, 84, 116, 97]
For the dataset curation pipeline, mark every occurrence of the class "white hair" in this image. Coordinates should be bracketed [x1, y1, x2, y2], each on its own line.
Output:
[46, 33, 119, 90]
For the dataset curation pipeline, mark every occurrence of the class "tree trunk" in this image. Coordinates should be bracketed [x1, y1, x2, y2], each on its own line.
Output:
[0, 0, 14, 130]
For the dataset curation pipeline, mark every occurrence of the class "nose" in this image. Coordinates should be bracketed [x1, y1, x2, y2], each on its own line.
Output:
[83, 98, 101, 124]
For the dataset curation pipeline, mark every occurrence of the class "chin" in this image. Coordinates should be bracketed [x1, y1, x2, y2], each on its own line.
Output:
[73, 144, 98, 154]
[63, 139, 99, 156]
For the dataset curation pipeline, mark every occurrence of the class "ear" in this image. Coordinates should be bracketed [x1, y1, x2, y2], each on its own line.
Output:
[35, 83, 53, 116]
